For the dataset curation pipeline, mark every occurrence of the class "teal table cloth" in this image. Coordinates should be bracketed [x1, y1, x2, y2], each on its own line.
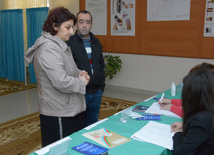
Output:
[30, 88, 182, 155]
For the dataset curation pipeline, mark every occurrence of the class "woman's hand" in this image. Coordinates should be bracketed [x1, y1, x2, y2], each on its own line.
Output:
[79, 70, 90, 85]
[79, 70, 90, 80]
[158, 98, 171, 105]
[160, 104, 172, 111]
[171, 122, 183, 132]
[79, 75, 89, 86]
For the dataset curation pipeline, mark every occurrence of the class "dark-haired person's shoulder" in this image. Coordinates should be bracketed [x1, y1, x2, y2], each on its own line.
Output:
[66, 34, 78, 47]
[68, 34, 76, 42]
[195, 111, 213, 120]
[189, 111, 213, 130]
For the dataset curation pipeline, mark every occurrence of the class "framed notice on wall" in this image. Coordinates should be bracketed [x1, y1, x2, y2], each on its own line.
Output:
[111, 0, 135, 36]
[204, 0, 214, 37]
[147, 0, 191, 21]
[86, 0, 107, 35]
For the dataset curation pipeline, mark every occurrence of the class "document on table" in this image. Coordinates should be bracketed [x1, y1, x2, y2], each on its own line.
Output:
[83, 128, 131, 148]
[145, 102, 181, 118]
[131, 121, 174, 150]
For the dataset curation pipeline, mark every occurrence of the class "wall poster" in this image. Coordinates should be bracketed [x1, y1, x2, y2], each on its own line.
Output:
[86, 0, 107, 35]
[147, 0, 191, 21]
[204, 0, 214, 37]
[111, 0, 135, 36]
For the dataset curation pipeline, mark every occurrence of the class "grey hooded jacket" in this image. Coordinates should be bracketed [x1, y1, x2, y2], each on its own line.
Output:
[24, 32, 86, 117]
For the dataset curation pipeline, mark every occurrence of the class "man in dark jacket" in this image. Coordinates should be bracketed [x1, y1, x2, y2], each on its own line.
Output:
[67, 10, 105, 126]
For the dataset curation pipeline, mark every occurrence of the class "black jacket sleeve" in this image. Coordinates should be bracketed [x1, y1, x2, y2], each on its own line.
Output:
[173, 112, 213, 155]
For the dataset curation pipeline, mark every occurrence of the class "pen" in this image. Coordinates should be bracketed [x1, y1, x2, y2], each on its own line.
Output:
[160, 93, 164, 102]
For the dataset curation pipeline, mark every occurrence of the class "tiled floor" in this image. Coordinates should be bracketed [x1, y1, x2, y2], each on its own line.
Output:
[0, 88, 39, 124]
[0, 86, 157, 124]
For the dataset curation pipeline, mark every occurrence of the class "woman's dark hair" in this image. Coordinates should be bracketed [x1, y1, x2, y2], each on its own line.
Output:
[182, 69, 214, 136]
[42, 7, 76, 35]
[189, 62, 214, 74]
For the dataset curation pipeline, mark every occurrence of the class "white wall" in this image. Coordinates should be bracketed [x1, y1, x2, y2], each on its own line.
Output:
[49, 0, 79, 14]
[104, 53, 214, 93]
[48, 0, 79, 32]
[0, 0, 4, 10]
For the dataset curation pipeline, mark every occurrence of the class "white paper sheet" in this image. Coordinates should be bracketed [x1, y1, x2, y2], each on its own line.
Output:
[145, 102, 181, 118]
[147, 0, 191, 21]
[86, 0, 107, 35]
[131, 121, 174, 150]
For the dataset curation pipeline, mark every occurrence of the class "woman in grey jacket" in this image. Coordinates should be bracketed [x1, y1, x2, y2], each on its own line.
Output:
[24, 7, 90, 147]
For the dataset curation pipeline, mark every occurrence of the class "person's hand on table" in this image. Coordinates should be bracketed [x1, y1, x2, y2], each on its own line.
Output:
[158, 98, 171, 105]
[171, 122, 183, 132]
[160, 104, 172, 111]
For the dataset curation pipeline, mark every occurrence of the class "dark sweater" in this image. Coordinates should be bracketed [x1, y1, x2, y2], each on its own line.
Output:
[173, 111, 214, 155]
[66, 31, 105, 94]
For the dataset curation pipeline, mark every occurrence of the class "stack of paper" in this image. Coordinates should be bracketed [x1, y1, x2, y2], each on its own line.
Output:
[145, 102, 181, 118]
[131, 121, 174, 150]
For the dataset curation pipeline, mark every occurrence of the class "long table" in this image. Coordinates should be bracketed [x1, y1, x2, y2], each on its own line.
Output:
[31, 88, 182, 155]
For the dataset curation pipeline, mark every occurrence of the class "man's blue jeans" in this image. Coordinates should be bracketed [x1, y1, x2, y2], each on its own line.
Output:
[84, 89, 103, 126]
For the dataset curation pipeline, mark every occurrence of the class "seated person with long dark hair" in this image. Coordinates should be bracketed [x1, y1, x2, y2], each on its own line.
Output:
[159, 62, 214, 118]
[172, 69, 214, 155]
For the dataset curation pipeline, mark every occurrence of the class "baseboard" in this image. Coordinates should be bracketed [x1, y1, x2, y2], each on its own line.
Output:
[105, 84, 160, 96]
